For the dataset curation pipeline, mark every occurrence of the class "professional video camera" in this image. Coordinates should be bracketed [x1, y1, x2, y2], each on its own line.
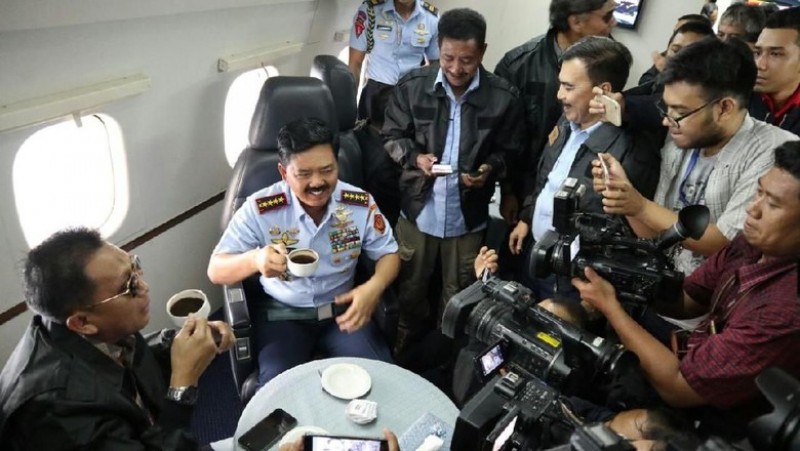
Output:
[532, 178, 710, 305]
[443, 275, 637, 392]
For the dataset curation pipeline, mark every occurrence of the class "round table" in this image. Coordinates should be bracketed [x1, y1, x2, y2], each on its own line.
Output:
[233, 357, 459, 450]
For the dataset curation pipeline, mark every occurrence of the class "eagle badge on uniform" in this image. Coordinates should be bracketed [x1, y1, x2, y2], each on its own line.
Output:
[271, 232, 299, 247]
[340, 190, 369, 207]
[354, 10, 367, 38]
[374, 214, 386, 234]
[256, 193, 288, 214]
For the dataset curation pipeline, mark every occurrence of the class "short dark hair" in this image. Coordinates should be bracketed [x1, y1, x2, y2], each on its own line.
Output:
[677, 13, 712, 26]
[562, 37, 632, 92]
[24, 228, 104, 321]
[438, 8, 486, 47]
[276, 117, 337, 165]
[550, 0, 609, 33]
[765, 6, 800, 47]
[669, 21, 716, 45]
[774, 141, 800, 189]
[720, 3, 766, 43]
[659, 37, 756, 106]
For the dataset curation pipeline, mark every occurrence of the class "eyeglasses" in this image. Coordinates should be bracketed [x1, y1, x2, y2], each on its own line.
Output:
[655, 98, 720, 129]
[89, 255, 142, 308]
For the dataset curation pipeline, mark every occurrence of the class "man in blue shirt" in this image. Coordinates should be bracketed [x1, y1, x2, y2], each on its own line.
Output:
[208, 118, 400, 387]
[382, 8, 524, 358]
[507, 37, 660, 300]
[349, 0, 440, 120]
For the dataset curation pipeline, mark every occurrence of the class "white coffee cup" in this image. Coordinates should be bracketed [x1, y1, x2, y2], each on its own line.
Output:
[166, 289, 211, 328]
[287, 248, 320, 277]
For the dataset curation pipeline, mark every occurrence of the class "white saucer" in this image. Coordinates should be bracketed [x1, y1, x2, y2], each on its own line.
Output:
[278, 425, 329, 447]
[320, 363, 372, 399]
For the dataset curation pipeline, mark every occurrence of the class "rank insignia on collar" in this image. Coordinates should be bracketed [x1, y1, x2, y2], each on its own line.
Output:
[340, 190, 369, 207]
[271, 232, 299, 247]
[256, 193, 288, 214]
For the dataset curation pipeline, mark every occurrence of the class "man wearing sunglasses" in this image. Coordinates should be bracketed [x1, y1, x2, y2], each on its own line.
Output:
[0, 228, 233, 450]
[494, 0, 617, 225]
[594, 38, 796, 278]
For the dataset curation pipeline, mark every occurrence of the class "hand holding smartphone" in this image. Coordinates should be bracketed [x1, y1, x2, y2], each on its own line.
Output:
[599, 155, 610, 188]
[596, 94, 622, 126]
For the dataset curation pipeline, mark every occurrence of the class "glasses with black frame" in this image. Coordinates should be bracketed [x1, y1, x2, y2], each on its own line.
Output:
[655, 98, 721, 130]
[88, 255, 142, 308]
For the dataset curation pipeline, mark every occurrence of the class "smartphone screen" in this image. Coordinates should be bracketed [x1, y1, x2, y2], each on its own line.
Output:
[238, 408, 298, 451]
[303, 435, 389, 451]
[474, 340, 505, 380]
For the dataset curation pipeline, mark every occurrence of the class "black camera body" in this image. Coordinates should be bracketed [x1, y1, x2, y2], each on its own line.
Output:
[443, 276, 637, 392]
[532, 178, 709, 305]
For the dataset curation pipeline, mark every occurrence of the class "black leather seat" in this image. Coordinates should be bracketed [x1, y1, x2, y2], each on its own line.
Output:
[310, 54, 364, 188]
[220, 75, 396, 405]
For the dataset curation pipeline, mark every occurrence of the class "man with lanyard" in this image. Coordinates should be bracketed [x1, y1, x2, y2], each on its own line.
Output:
[208, 118, 399, 388]
[382, 8, 524, 360]
[750, 7, 800, 136]
[348, 0, 439, 121]
[593, 38, 795, 279]
[575, 141, 800, 440]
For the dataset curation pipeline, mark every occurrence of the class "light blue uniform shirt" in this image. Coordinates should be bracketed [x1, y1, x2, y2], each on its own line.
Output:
[532, 121, 602, 241]
[349, 0, 440, 85]
[213, 180, 398, 308]
[415, 69, 483, 238]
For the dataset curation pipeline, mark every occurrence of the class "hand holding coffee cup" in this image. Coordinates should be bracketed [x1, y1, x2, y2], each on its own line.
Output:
[167, 289, 211, 328]
[255, 244, 289, 278]
[287, 248, 319, 277]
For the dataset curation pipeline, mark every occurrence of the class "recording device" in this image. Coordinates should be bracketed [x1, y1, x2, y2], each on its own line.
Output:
[474, 340, 507, 382]
[238, 408, 298, 451]
[532, 178, 710, 305]
[443, 275, 637, 392]
[303, 435, 389, 451]
[596, 94, 622, 127]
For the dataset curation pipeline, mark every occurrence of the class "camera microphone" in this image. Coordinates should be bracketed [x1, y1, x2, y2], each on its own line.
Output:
[655, 205, 710, 250]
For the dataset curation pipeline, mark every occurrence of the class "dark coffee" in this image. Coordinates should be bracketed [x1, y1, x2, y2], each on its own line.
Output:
[290, 254, 317, 264]
[169, 297, 204, 316]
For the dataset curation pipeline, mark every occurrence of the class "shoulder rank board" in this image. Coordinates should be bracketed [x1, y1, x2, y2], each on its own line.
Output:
[340, 190, 369, 207]
[255, 193, 288, 214]
[422, 1, 438, 15]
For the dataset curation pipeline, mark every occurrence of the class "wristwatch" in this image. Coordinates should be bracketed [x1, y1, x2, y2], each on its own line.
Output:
[166, 386, 198, 406]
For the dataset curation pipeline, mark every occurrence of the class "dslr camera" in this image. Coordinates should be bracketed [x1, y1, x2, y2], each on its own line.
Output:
[532, 178, 709, 305]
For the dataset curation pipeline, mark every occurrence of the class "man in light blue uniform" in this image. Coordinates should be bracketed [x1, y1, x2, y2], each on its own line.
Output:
[349, 0, 440, 120]
[208, 118, 399, 387]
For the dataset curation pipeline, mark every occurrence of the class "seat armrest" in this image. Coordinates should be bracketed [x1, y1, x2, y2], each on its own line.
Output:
[223, 282, 255, 396]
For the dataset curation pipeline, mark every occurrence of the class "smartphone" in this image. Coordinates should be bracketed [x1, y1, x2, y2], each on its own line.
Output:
[473, 340, 506, 382]
[598, 156, 610, 186]
[597, 94, 622, 126]
[303, 435, 389, 451]
[238, 408, 298, 451]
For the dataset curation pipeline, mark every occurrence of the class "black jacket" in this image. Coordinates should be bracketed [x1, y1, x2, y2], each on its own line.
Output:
[519, 117, 662, 222]
[383, 64, 524, 230]
[748, 93, 800, 137]
[494, 29, 564, 198]
[0, 317, 198, 450]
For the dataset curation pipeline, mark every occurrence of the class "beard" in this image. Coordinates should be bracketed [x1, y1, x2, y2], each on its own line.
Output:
[675, 116, 727, 150]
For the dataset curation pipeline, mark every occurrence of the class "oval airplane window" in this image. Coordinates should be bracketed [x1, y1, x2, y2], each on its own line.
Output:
[223, 65, 279, 167]
[13, 114, 129, 248]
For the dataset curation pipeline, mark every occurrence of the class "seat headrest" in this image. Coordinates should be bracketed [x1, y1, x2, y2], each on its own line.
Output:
[249, 76, 338, 150]
[310, 55, 357, 131]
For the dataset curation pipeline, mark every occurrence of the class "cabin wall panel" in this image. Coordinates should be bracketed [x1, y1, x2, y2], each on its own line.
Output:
[0, 2, 326, 364]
